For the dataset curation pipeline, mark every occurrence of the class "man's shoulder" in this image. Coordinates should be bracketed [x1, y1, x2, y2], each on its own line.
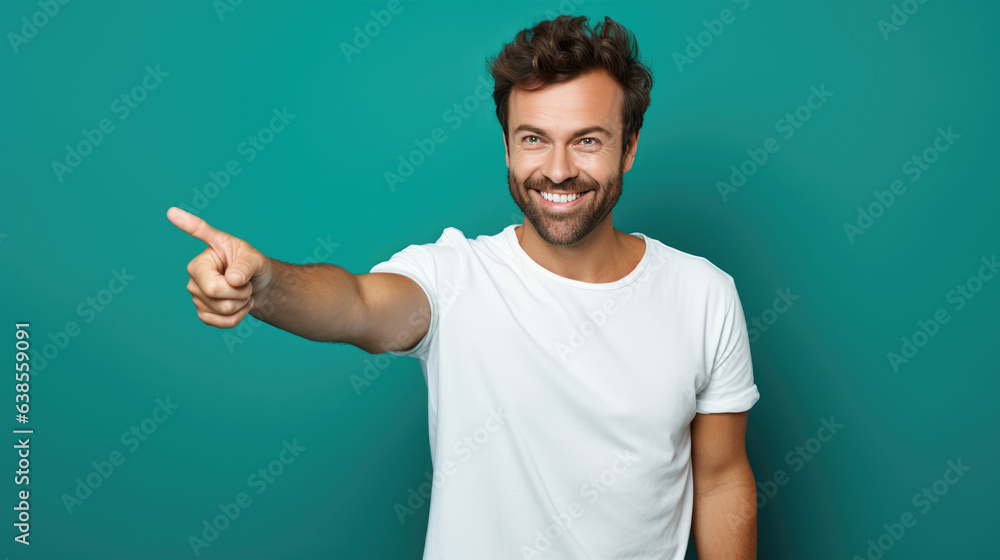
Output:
[427, 225, 513, 252]
[438, 224, 511, 241]
[390, 225, 512, 267]
[641, 233, 736, 291]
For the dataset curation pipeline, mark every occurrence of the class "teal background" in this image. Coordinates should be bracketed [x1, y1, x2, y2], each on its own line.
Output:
[2, 0, 998, 558]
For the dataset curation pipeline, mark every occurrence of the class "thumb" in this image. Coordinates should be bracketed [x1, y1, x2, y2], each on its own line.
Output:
[224, 248, 266, 288]
[225, 263, 250, 287]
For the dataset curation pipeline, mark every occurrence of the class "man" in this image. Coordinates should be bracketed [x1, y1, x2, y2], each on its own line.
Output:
[167, 14, 759, 559]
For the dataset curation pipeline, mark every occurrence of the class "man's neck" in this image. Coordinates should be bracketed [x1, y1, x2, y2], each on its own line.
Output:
[514, 220, 645, 284]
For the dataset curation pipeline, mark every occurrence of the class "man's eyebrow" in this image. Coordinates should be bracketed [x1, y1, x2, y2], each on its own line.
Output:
[512, 124, 613, 139]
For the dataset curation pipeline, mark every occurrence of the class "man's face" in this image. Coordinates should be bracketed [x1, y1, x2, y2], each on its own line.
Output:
[504, 69, 638, 246]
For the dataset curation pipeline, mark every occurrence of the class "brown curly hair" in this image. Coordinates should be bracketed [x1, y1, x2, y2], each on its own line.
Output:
[486, 14, 654, 156]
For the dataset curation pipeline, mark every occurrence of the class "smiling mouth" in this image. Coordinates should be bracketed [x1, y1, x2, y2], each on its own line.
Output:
[531, 188, 591, 201]
[530, 188, 592, 208]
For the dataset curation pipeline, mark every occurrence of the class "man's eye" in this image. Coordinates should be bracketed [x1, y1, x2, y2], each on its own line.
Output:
[581, 138, 598, 146]
[526, 136, 539, 143]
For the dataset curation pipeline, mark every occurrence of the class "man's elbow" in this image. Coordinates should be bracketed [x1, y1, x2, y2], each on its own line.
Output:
[693, 454, 755, 497]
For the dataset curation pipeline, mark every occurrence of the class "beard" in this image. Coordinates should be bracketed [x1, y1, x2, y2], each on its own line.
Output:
[508, 163, 624, 246]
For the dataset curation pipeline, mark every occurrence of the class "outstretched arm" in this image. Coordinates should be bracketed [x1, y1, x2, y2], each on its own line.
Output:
[167, 207, 430, 354]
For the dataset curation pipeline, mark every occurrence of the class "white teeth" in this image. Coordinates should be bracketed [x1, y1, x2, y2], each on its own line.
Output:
[538, 190, 582, 203]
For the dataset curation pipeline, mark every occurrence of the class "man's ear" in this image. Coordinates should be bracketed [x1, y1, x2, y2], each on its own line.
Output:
[622, 130, 640, 173]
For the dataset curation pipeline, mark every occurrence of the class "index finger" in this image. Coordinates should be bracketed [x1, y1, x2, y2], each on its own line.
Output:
[166, 207, 228, 252]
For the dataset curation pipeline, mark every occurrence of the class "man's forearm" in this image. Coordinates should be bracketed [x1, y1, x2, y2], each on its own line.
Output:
[692, 460, 757, 559]
[248, 258, 365, 344]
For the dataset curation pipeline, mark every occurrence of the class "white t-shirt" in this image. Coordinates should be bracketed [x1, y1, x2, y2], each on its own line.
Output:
[369, 224, 759, 560]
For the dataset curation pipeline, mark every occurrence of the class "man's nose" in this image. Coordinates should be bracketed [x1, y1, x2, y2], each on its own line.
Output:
[541, 147, 579, 185]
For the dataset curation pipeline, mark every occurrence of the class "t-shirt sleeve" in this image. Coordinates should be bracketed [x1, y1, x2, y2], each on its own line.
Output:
[695, 275, 760, 414]
[367, 241, 439, 361]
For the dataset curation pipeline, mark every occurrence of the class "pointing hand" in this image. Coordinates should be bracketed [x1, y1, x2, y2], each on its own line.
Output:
[166, 207, 273, 329]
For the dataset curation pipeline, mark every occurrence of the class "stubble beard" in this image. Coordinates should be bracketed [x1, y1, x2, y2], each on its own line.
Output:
[508, 163, 624, 246]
